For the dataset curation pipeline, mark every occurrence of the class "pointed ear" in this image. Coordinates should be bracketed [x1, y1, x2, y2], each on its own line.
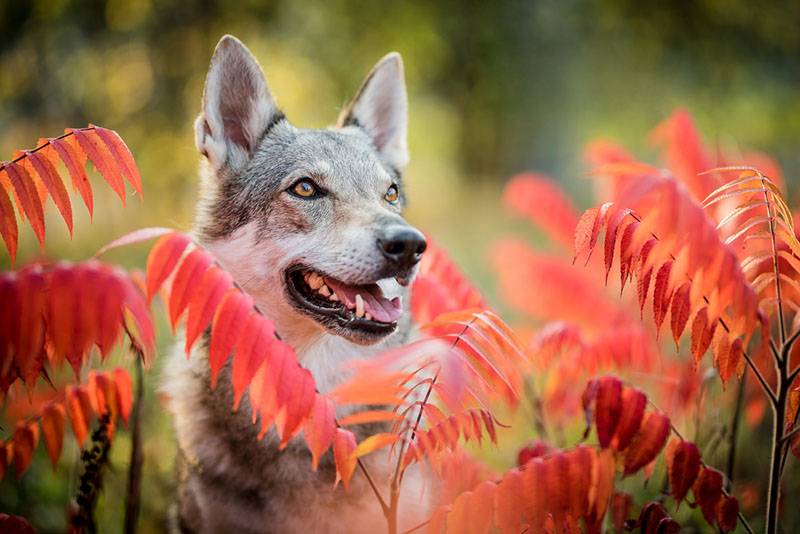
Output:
[195, 35, 283, 172]
[337, 52, 409, 171]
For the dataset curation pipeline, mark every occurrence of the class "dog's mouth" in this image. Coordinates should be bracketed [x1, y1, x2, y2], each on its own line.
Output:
[285, 265, 403, 342]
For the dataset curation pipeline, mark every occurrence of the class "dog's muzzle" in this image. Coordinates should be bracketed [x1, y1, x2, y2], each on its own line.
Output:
[377, 225, 427, 273]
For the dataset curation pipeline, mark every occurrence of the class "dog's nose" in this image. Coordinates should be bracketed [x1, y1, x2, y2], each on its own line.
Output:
[378, 226, 427, 270]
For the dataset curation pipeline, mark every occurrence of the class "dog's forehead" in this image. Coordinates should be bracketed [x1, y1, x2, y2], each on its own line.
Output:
[256, 124, 397, 187]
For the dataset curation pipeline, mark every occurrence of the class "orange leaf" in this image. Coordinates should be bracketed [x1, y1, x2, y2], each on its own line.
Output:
[303, 394, 335, 470]
[690, 307, 716, 366]
[352, 432, 398, 459]
[4, 162, 45, 247]
[26, 150, 73, 235]
[91, 125, 143, 196]
[12, 421, 39, 478]
[494, 469, 523, 534]
[665, 439, 700, 504]
[276, 365, 316, 447]
[40, 403, 66, 470]
[66, 385, 92, 446]
[113, 368, 134, 426]
[146, 232, 191, 302]
[623, 411, 670, 476]
[49, 138, 93, 217]
[333, 428, 357, 489]
[717, 337, 742, 388]
[0, 179, 18, 264]
[209, 289, 253, 388]
[669, 283, 691, 346]
[70, 128, 126, 203]
[652, 260, 673, 334]
[338, 409, 401, 427]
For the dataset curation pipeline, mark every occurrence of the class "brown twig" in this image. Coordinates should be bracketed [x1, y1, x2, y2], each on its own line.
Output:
[124, 356, 145, 534]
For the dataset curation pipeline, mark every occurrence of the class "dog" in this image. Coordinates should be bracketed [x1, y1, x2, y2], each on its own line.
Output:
[162, 35, 431, 533]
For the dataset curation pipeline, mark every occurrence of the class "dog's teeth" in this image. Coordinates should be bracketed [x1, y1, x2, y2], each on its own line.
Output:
[308, 273, 323, 290]
[355, 294, 364, 318]
[329, 293, 339, 302]
[319, 284, 331, 297]
[364, 312, 372, 321]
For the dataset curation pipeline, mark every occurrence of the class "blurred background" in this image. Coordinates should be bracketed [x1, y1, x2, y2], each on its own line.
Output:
[1, 0, 800, 531]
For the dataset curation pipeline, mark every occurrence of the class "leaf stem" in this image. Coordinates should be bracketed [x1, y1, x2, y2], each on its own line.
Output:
[124, 357, 144, 534]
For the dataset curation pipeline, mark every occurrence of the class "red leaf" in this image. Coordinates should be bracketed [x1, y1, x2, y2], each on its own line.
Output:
[574, 205, 606, 262]
[231, 314, 271, 410]
[113, 368, 134, 426]
[610, 492, 632, 533]
[595, 376, 623, 448]
[4, 162, 45, 247]
[669, 283, 691, 346]
[636, 240, 657, 314]
[495, 469, 523, 534]
[146, 232, 192, 301]
[652, 261, 673, 334]
[168, 248, 213, 327]
[623, 411, 670, 475]
[70, 128, 126, 203]
[604, 208, 631, 281]
[209, 289, 253, 388]
[618, 220, 638, 293]
[12, 421, 39, 478]
[611, 386, 646, 452]
[690, 307, 716, 366]
[26, 150, 73, 235]
[333, 428, 357, 489]
[665, 439, 700, 503]
[49, 138, 93, 217]
[716, 495, 739, 533]
[40, 403, 66, 470]
[503, 173, 579, 250]
[517, 439, 554, 467]
[693, 466, 724, 526]
[94, 226, 175, 257]
[0, 513, 35, 533]
[91, 125, 143, 196]
[185, 266, 231, 353]
[303, 394, 336, 471]
[0, 180, 18, 264]
[717, 337, 742, 388]
[277, 367, 316, 447]
[66, 385, 92, 446]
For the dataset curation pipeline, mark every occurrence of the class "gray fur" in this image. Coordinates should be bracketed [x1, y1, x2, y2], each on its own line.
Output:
[164, 35, 431, 533]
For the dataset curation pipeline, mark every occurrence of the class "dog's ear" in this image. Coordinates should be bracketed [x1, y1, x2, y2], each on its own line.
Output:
[195, 35, 283, 172]
[338, 53, 409, 171]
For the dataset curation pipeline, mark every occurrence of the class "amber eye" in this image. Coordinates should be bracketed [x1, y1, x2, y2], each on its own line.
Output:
[290, 178, 319, 198]
[385, 184, 400, 204]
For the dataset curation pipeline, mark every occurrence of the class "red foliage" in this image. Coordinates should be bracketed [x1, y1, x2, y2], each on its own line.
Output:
[0, 125, 140, 264]
[0, 262, 153, 396]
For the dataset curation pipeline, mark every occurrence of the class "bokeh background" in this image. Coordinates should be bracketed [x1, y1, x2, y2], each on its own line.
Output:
[2, 0, 800, 531]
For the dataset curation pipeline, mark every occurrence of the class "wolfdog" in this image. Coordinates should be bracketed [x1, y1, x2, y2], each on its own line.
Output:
[162, 35, 430, 533]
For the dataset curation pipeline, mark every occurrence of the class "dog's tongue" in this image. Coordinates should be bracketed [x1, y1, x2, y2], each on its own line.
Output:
[324, 278, 402, 323]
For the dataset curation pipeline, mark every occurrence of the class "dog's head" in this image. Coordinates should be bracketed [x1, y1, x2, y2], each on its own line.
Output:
[193, 35, 425, 346]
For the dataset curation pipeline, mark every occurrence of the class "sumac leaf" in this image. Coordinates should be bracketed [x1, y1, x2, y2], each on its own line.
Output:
[623, 412, 670, 476]
[665, 439, 700, 503]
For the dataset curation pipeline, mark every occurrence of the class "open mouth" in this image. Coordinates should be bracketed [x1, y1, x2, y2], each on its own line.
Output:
[285, 265, 403, 341]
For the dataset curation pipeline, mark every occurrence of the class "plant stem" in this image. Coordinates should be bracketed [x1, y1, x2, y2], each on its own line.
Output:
[124, 359, 144, 534]
[725, 372, 746, 491]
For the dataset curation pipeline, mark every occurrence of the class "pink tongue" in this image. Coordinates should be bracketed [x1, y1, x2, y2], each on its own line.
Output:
[324, 279, 403, 323]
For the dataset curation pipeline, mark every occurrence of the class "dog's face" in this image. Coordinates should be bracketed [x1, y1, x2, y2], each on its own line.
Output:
[193, 36, 425, 346]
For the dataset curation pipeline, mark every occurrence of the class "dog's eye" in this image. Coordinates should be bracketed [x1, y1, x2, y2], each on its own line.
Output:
[289, 178, 320, 198]
[385, 184, 400, 204]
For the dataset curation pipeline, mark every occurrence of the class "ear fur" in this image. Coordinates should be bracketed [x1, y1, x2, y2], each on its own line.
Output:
[195, 35, 283, 172]
[337, 53, 409, 171]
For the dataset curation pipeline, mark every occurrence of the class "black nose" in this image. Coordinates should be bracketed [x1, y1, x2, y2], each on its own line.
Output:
[378, 226, 427, 270]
